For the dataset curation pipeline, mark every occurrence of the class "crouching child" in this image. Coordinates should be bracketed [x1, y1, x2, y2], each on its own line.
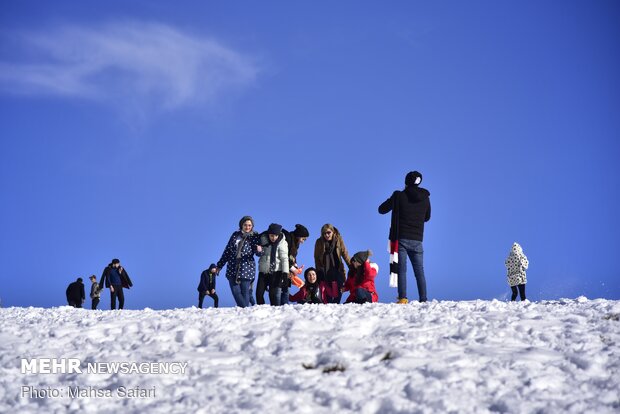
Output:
[198, 263, 219, 308]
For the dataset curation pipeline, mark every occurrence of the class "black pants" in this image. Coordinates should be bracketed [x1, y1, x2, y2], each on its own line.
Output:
[68, 300, 82, 308]
[110, 285, 124, 309]
[91, 298, 100, 310]
[256, 273, 269, 305]
[198, 292, 219, 308]
[511, 284, 526, 301]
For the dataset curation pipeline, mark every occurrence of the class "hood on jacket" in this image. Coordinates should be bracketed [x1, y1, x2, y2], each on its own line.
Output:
[404, 186, 430, 202]
[510, 242, 523, 256]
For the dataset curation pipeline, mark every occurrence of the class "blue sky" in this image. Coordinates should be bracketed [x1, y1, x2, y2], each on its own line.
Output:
[1, 1, 618, 309]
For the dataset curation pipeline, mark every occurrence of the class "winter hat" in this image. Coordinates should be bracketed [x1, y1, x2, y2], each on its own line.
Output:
[351, 250, 373, 265]
[77, 277, 83, 283]
[239, 215, 254, 230]
[405, 171, 423, 187]
[111, 258, 120, 265]
[293, 224, 309, 238]
[208, 263, 217, 272]
[267, 223, 283, 235]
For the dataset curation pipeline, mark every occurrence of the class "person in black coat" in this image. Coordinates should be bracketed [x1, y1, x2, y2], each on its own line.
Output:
[198, 263, 219, 308]
[379, 171, 431, 303]
[66, 278, 85, 308]
[99, 258, 133, 310]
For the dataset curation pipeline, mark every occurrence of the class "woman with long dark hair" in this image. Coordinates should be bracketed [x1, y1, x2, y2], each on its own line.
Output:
[313, 223, 351, 303]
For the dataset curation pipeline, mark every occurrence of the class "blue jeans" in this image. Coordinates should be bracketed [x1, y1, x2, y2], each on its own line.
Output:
[354, 287, 373, 304]
[228, 278, 251, 307]
[398, 239, 427, 302]
[248, 282, 256, 306]
[280, 284, 289, 305]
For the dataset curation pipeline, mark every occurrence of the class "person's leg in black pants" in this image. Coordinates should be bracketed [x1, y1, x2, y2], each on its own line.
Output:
[208, 293, 219, 308]
[511, 286, 518, 301]
[256, 273, 268, 305]
[92, 298, 100, 310]
[518, 284, 526, 301]
[198, 292, 206, 308]
[117, 286, 125, 309]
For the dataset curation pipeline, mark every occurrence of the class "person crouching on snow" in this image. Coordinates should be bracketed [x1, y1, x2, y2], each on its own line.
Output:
[258, 223, 289, 306]
[289, 267, 338, 304]
[505, 242, 529, 301]
[342, 250, 379, 304]
[198, 263, 219, 308]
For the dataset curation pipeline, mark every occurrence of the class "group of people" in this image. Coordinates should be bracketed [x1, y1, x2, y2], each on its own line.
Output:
[66, 258, 133, 310]
[200, 171, 434, 308]
[65, 170, 528, 310]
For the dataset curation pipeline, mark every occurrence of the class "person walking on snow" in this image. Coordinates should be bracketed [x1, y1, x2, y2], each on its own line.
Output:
[258, 223, 289, 306]
[66, 277, 85, 308]
[89, 275, 101, 310]
[505, 242, 529, 301]
[100, 258, 133, 310]
[213, 216, 262, 308]
[378, 171, 431, 303]
[281, 224, 310, 304]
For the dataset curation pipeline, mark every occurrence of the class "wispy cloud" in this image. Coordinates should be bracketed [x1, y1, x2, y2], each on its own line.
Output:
[0, 21, 259, 111]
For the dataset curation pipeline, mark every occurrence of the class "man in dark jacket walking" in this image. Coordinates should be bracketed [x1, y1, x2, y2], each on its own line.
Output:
[378, 171, 431, 303]
[100, 258, 133, 309]
[198, 264, 219, 308]
[66, 278, 85, 308]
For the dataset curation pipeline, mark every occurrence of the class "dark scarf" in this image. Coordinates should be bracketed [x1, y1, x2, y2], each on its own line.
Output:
[306, 282, 322, 303]
[236, 232, 250, 259]
[323, 239, 338, 273]
[269, 234, 283, 273]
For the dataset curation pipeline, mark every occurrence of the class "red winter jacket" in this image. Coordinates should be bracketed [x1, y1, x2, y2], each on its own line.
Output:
[343, 261, 379, 303]
[289, 281, 339, 304]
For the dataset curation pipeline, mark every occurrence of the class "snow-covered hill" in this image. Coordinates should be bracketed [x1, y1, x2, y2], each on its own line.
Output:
[1, 298, 619, 413]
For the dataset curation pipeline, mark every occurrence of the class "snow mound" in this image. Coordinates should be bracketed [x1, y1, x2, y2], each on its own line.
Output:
[1, 299, 619, 413]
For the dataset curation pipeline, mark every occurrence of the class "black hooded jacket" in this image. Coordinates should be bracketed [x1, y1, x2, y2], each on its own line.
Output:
[378, 186, 431, 241]
[66, 280, 85, 303]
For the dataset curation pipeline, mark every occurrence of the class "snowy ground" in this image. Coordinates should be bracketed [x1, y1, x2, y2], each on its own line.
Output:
[1, 298, 619, 414]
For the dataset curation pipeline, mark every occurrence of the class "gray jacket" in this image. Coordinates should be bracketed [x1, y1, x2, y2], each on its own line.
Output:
[90, 282, 101, 299]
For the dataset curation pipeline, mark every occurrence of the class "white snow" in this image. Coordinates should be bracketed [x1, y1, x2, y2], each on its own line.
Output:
[1, 298, 619, 413]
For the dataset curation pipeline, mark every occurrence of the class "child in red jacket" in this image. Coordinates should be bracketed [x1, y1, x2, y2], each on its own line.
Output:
[289, 267, 338, 304]
[343, 250, 379, 304]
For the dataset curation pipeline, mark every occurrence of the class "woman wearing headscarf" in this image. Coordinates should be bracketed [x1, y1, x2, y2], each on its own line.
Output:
[214, 216, 262, 307]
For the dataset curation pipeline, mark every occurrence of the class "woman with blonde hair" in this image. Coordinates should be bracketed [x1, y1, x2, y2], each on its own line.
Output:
[314, 223, 351, 303]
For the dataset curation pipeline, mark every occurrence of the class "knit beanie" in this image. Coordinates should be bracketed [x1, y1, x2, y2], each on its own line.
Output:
[405, 171, 423, 187]
[351, 250, 372, 265]
[292, 224, 309, 238]
[239, 215, 254, 230]
[267, 223, 283, 235]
